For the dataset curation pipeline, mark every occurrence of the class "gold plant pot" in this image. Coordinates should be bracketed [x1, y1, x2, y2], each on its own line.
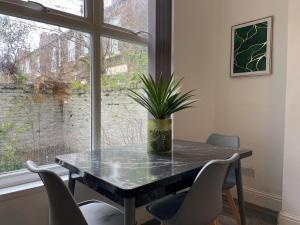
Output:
[147, 119, 172, 154]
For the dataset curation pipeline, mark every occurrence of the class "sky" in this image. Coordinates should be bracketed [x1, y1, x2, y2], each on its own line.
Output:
[0, 0, 125, 53]
[0, 0, 85, 53]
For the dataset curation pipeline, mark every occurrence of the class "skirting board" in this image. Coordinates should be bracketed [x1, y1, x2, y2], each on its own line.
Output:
[278, 211, 300, 225]
[232, 186, 282, 211]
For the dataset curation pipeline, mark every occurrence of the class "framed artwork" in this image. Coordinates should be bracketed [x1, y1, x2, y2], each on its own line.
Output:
[230, 16, 273, 77]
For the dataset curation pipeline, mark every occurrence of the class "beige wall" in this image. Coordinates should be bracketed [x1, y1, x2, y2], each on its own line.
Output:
[0, 183, 150, 225]
[213, 0, 288, 210]
[173, 0, 216, 141]
[279, 0, 300, 224]
[174, 0, 288, 211]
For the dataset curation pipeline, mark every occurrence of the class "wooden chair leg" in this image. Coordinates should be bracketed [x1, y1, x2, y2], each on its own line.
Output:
[209, 219, 219, 225]
[224, 189, 241, 225]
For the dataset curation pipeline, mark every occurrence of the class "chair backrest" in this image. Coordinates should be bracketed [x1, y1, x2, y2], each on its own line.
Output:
[207, 133, 240, 148]
[168, 153, 240, 225]
[26, 161, 88, 225]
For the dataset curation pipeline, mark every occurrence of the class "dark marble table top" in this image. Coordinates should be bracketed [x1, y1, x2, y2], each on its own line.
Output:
[56, 140, 252, 200]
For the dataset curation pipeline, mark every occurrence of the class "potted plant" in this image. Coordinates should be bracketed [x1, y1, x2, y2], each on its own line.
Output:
[129, 74, 197, 154]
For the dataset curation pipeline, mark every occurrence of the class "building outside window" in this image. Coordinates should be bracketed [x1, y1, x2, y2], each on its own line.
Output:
[51, 47, 57, 72]
[109, 17, 121, 55]
[24, 60, 31, 74]
[36, 56, 41, 73]
[68, 37, 76, 62]
[81, 35, 89, 57]
[58, 39, 62, 67]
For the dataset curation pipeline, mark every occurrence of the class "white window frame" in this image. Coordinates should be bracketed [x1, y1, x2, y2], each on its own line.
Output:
[0, 0, 148, 188]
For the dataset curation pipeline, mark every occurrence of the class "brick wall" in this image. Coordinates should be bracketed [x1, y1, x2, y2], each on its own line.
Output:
[0, 85, 147, 166]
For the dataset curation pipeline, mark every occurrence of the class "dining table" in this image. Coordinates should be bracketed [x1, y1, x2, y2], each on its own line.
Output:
[56, 139, 252, 225]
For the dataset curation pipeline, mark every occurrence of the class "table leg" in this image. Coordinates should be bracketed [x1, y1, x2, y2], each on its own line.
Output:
[68, 171, 76, 195]
[235, 160, 246, 225]
[124, 198, 136, 225]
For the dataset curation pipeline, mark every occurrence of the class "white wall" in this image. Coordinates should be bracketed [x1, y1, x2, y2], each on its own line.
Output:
[279, 0, 300, 224]
[213, 0, 288, 211]
[173, 0, 216, 141]
[174, 0, 288, 211]
[0, 183, 150, 225]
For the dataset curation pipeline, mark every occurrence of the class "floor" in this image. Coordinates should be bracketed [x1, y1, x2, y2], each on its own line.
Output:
[143, 202, 278, 225]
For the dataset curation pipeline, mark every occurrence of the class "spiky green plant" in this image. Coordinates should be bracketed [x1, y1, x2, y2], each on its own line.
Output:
[128, 74, 197, 119]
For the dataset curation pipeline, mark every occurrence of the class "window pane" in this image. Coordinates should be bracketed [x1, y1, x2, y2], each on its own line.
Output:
[104, 0, 148, 32]
[21, 0, 85, 16]
[0, 15, 91, 173]
[101, 37, 148, 147]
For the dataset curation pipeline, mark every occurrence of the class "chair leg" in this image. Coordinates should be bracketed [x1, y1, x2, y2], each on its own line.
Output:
[209, 219, 220, 225]
[224, 189, 241, 225]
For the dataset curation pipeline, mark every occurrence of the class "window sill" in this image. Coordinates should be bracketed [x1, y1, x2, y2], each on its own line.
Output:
[0, 174, 68, 202]
[0, 164, 68, 191]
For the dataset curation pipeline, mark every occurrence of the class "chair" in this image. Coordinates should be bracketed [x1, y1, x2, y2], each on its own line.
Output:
[207, 133, 241, 225]
[146, 153, 240, 225]
[26, 160, 123, 225]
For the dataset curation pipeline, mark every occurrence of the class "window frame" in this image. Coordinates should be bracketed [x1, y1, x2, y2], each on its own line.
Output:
[0, 0, 149, 188]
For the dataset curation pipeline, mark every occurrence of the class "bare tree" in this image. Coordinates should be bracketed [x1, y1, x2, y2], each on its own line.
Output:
[0, 16, 32, 77]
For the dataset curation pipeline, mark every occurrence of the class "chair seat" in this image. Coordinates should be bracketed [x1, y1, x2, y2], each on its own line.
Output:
[146, 192, 187, 221]
[223, 167, 236, 190]
[80, 201, 123, 225]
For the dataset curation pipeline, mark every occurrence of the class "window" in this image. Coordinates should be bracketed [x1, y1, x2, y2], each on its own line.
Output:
[36, 57, 41, 72]
[25, 60, 31, 74]
[0, 0, 149, 186]
[101, 38, 148, 147]
[104, 0, 148, 32]
[58, 40, 62, 67]
[68, 38, 76, 62]
[81, 35, 90, 57]
[21, 0, 85, 16]
[0, 14, 91, 175]
[51, 47, 57, 72]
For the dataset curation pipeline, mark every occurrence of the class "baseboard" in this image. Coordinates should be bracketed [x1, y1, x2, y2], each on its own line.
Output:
[232, 186, 282, 211]
[278, 211, 300, 225]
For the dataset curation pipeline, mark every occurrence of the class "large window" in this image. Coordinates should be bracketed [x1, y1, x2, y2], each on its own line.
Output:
[21, 0, 85, 16]
[68, 37, 76, 62]
[104, 0, 148, 32]
[0, 15, 91, 174]
[101, 38, 148, 147]
[0, 0, 149, 182]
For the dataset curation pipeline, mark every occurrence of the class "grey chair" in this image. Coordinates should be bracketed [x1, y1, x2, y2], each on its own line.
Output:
[26, 160, 123, 225]
[207, 133, 241, 225]
[146, 153, 240, 225]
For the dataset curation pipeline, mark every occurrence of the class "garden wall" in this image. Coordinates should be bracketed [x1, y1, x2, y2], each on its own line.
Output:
[0, 84, 147, 169]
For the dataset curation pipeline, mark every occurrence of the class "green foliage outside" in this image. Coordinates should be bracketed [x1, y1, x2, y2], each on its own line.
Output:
[14, 73, 27, 86]
[72, 80, 85, 92]
[101, 46, 148, 91]
[0, 101, 31, 173]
